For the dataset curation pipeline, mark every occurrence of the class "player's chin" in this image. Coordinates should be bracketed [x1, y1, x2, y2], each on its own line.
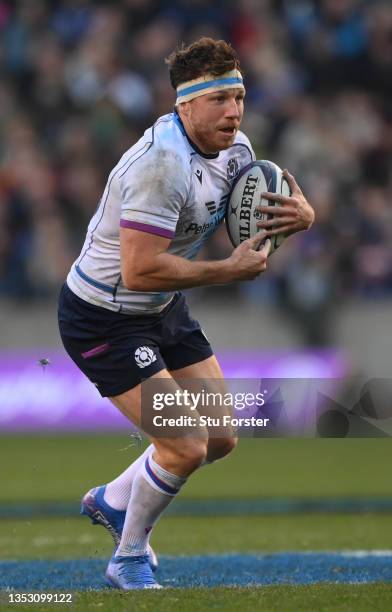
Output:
[216, 130, 236, 149]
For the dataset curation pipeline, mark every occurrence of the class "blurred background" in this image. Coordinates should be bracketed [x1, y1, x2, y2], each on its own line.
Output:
[0, 0, 392, 430]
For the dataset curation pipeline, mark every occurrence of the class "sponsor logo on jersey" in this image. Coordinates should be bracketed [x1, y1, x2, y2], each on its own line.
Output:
[205, 201, 216, 215]
[204, 194, 228, 217]
[185, 218, 221, 235]
[185, 195, 228, 235]
[218, 194, 228, 212]
[134, 346, 157, 368]
[227, 157, 239, 180]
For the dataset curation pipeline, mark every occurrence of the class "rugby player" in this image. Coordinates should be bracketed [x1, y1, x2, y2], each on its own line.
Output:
[58, 38, 314, 590]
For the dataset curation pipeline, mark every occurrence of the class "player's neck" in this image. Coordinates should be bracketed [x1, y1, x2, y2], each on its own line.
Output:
[176, 111, 219, 158]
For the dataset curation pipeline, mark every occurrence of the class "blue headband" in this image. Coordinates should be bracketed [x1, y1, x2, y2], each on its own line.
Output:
[176, 70, 244, 104]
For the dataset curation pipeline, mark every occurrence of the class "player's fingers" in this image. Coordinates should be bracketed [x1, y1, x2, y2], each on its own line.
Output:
[256, 204, 296, 216]
[258, 238, 271, 257]
[283, 169, 303, 195]
[260, 192, 290, 204]
[265, 224, 296, 236]
[257, 216, 292, 228]
[247, 230, 268, 251]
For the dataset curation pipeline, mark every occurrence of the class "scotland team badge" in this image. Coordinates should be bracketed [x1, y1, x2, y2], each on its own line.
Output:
[227, 157, 239, 180]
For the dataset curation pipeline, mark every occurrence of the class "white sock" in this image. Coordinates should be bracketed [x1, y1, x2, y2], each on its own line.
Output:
[116, 453, 187, 557]
[104, 444, 154, 511]
[104, 446, 212, 511]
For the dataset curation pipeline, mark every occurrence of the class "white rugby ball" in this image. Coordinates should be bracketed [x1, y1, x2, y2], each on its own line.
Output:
[226, 160, 291, 253]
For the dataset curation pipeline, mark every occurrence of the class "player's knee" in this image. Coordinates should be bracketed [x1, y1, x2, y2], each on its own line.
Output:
[174, 438, 208, 473]
[207, 436, 238, 462]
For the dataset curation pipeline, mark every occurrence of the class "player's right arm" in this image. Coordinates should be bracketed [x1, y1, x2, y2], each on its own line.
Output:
[120, 229, 271, 291]
[120, 138, 269, 291]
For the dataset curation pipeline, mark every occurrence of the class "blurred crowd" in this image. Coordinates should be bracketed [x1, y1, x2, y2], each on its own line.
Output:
[1, 0, 392, 344]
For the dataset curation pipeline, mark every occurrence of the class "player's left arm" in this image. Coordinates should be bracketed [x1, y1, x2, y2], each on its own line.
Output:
[256, 169, 315, 236]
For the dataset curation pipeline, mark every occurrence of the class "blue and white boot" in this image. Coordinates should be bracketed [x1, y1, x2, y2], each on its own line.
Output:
[105, 554, 162, 590]
[80, 485, 158, 571]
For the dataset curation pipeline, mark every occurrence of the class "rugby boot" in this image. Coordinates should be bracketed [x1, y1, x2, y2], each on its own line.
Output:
[80, 485, 158, 571]
[105, 553, 163, 590]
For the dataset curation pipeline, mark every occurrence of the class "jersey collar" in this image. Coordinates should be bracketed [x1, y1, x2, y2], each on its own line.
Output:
[173, 110, 219, 160]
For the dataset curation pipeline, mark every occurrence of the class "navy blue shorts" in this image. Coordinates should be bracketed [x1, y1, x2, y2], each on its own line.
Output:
[58, 284, 213, 397]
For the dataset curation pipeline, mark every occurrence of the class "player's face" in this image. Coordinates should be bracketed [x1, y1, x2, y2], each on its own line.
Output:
[180, 88, 245, 154]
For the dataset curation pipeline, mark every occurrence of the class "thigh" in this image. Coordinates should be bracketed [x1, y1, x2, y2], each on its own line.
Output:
[170, 356, 237, 443]
[109, 357, 226, 439]
[170, 354, 224, 379]
[109, 369, 208, 472]
[109, 368, 171, 428]
[170, 354, 228, 412]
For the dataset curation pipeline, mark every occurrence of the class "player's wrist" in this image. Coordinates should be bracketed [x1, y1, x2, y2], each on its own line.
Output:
[216, 258, 235, 284]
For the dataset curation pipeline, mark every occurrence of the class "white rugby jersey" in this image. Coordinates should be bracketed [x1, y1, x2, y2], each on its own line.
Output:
[67, 112, 255, 313]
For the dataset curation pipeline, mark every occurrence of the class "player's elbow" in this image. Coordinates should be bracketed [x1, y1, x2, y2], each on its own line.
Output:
[121, 250, 165, 291]
[122, 271, 149, 292]
[121, 260, 159, 291]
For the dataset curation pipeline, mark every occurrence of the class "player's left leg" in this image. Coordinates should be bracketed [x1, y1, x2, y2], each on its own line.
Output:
[103, 370, 208, 589]
[99, 444, 154, 511]
[80, 444, 158, 570]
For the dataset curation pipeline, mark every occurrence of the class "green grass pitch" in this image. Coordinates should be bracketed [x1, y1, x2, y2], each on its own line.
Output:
[1, 435, 391, 610]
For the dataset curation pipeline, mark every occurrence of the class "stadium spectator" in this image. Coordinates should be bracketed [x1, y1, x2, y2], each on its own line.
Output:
[0, 0, 391, 347]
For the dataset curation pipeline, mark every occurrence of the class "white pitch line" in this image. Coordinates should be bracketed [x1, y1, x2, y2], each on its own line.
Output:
[161, 551, 392, 559]
[338, 550, 392, 558]
[272, 550, 392, 557]
[1, 546, 392, 556]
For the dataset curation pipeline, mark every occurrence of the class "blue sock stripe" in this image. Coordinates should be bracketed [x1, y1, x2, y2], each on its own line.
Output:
[145, 458, 179, 496]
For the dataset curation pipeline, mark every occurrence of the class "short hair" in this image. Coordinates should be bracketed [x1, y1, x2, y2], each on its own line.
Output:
[166, 37, 241, 90]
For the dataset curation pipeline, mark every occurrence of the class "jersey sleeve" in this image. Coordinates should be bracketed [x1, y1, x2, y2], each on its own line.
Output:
[119, 146, 190, 240]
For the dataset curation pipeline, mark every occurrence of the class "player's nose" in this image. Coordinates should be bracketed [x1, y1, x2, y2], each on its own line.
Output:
[225, 98, 240, 119]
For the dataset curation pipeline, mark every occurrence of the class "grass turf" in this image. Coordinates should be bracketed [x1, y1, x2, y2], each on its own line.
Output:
[1, 435, 391, 502]
[1, 585, 392, 612]
[1, 514, 392, 560]
[1, 435, 391, 609]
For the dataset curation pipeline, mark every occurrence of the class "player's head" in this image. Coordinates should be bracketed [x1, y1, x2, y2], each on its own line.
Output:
[166, 38, 245, 154]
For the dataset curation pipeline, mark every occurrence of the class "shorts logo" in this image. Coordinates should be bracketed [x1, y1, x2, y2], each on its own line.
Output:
[134, 346, 157, 368]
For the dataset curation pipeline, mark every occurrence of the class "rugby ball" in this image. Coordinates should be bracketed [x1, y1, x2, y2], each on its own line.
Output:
[226, 160, 291, 253]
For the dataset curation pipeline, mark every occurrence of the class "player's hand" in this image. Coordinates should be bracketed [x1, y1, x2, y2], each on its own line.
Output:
[227, 231, 271, 280]
[255, 169, 315, 237]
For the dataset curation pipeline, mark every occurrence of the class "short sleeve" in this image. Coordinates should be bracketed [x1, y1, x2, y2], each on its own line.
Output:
[120, 146, 189, 239]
